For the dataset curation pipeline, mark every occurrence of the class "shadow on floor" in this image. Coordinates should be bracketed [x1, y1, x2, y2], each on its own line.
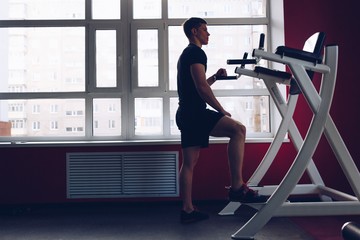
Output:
[0, 201, 313, 240]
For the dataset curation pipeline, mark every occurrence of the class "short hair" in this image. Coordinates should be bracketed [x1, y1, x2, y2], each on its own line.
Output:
[182, 17, 207, 38]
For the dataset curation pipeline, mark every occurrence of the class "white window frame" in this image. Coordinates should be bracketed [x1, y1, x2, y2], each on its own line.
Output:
[0, 0, 284, 144]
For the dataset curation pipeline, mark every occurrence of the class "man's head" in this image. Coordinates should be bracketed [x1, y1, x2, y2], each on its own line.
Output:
[182, 17, 208, 39]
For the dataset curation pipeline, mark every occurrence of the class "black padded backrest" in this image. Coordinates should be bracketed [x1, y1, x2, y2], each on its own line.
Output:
[302, 32, 326, 64]
[311, 32, 326, 59]
[276, 32, 326, 95]
[303, 32, 326, 81]
[275, 32, 326, 64]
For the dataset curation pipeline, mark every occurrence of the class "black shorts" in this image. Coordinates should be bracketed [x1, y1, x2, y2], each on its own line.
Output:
[176, 108, 224, 148]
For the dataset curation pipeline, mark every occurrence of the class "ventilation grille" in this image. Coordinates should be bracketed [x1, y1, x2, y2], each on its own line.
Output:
[67, 152, 178, 199]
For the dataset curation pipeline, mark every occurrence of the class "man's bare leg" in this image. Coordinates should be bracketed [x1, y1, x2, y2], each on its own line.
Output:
[210, 116, 246, 190]
[211, 116, 267, 203]
[179, 146, 201, 212]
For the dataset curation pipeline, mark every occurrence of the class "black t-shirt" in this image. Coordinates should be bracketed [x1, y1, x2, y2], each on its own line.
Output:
[177, 43, 207, 112]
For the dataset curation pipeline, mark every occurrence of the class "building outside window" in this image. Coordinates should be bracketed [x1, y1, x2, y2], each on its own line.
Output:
[0, 0, 282, 142]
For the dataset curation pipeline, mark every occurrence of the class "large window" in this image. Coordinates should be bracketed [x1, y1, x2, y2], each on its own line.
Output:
[0, 0, 280, 143]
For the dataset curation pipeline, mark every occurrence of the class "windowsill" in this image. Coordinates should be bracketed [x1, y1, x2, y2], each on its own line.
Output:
[0, 137, 289, 148]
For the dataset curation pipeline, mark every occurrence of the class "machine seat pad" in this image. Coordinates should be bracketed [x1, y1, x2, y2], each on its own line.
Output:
[254, 66, 292, 79]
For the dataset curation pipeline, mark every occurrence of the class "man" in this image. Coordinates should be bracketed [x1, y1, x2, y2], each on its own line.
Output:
[176, 17, 267, 224]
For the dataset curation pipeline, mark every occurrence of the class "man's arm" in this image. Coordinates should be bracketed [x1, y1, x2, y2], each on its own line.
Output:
[190, 63, 231, 117]
[207, 68, 227, 86]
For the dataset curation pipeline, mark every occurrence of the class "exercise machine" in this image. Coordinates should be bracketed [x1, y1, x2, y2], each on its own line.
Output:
[218, 33, 360, 239]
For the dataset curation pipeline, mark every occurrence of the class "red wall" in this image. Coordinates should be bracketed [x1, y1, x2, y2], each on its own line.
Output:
[282, 0, 360, 194]
[0, 0, 359, 204]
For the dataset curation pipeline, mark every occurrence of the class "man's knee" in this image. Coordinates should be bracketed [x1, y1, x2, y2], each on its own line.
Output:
[211, 116, 245, 138]
[232, 122, 246, 138]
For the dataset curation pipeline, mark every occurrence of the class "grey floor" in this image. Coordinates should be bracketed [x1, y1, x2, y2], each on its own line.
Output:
[0, 201, 313, 240]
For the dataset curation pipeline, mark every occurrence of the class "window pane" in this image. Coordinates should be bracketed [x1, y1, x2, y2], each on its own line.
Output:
[137, 30, 159, 87]
[92, 0, 120, 19]
[1, 99, 85, 137]
[0, 0, 85, 20]
[135, 98, 162, 135]
[168, 0, 266, 18]
[205, 25, 267, 90]
[96, 30, 117, 88]
[217, 96, 270, 133]
[0, 27, 85, 93]
[170, 98, 180, 135]
[168, 26, 188, 91]
[133, 0, 161, 19]
[168, 25, 267, 91]
[93, 98, 121, 136]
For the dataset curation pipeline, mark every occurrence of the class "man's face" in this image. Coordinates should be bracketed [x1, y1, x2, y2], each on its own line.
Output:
[194, 23, 210, 45]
